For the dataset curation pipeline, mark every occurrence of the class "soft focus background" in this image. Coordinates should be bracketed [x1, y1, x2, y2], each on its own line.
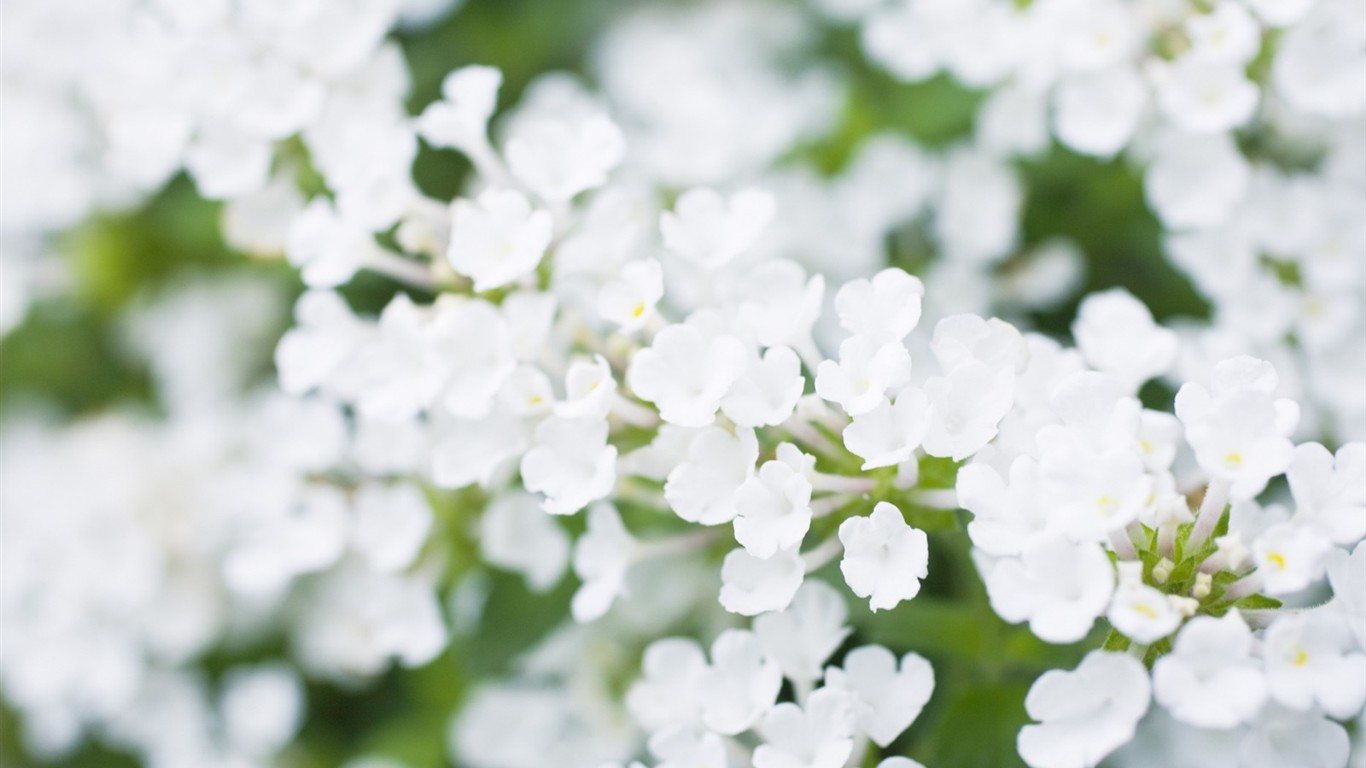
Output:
[0, 0, 1339, 766]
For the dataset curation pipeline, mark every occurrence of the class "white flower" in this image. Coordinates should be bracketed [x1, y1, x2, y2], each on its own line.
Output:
[1052, 67, 1146, 158]
[665, 426, 758, 525]
[219, 665, 304, 757]
[435, 298, 519, 419]
[1288, 442, 1366, 545]
[1236, 705, 1352, 768]
[1017, 651, 1150, 768]
[922, 362, 1015, 460]
[1155, 57, 1259, 134]
[1251, 522, 1331, 595]
[1186, 4, 1261, 64]
[823, 645, 934, 747]
[446, 189, 554, 293]
[1175, 356, 1299, 500]
[834, 268, 924, 343]
[979, 534, 1114, 644]
[479, 491, 570, 591]
[598, 258, 664, 333]
[498, 365, 555, 417]
[718, 547, 804, 617]
[1037, 436, 1152, 543]
[735, 259, 825, 350]
[1152, 612, 1268, 729]
[555, 355, 617, 420]
[752, 688, 854, 768]
[721, 346, 806, 428]
[431, 411, 528, 489]
[1072, 289, 1178, 392]
[626, 638, 709, 734]
[753, 580, 851, 686]
[815, 336, 912, 416]
[956, 456, 1050, 556]
[930, 314, 1029, 374]
[627, 324, 747, 427]
[699, 629, 783, 735]
[838, 502, 929, 612]
[1263, 611, 1366, 719]
[572, 502, 638, 622]
[1107, 563, 1182, 644]
[275, 290, 367, 397]
[734, 445, 814, 559]
[1327, 541, 1366, 649]
[520, 416, 617, 515]
[842, 388, 931, 470]
[286, 199, 377, 288]
[648, 729, 727, 768]
[415, 65, 502, 154]
[1144, 130, 1250, 230]
[506, 115, 625, 202]
[223, 486, 349, 599]
[660, 187, 775, 270]
[349, 483, 433, 573]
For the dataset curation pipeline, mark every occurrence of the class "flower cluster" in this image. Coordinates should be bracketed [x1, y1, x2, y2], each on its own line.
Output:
[2, 1, 1364, 767]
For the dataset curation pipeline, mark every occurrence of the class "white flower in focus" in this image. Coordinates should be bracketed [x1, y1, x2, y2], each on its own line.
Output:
[699, 629, 783, 735]
[1250, 522, 1331, 595]
[1152, 612, 1268, 729]
[734, 445, 815, 559]
[1107, 563, 1182, 644]
[979, 534, 1114, 644]
[1176, 356, 1298, 500]
[506, 115, 625, 202]
[834, 268, 925, 343]
[823, 645, 933, 747]
[571, 502, 638, 623]
[598, 258, 664, 333]
[842, 388, 931, 470]
[446, 189, 554, 293]
[753, 580, 851, 686]
[1017, 651, 1151, 768]
[718, 547, 804, 617]
[520, 416, 617, 515]
[752, 688, 854, 768]
[921, 362, 1015, 460]
[838, 502, 929, 612]
[815, 336, 912, 416]
[665, 426, 758, 525]
[957, 456, 1050, 556]
[1072, 289, 1179, 392]
[479, 491, 570, 591]
[1263, 611, 1366, 719]
[721, 346, 806, 428]
[627, 323, 747, 427]
[1288, 442, 1366, 545]
[660, 187, 776, 270]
